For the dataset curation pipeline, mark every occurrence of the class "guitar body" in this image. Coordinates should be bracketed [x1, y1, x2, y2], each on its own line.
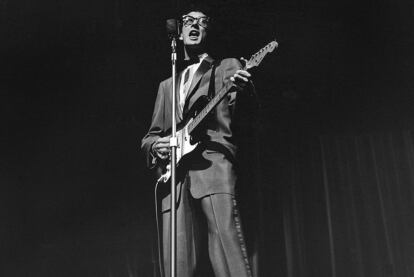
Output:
[158, 96, 210, 183]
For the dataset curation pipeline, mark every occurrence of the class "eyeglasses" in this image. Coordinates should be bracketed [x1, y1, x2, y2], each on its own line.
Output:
[182, 15, 210, 28]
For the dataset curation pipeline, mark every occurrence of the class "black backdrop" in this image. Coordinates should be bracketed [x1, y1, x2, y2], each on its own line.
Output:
[1, 0, 414, 276]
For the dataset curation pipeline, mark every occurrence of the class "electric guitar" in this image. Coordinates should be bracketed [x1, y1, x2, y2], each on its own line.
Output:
[157, 39, 278, 183]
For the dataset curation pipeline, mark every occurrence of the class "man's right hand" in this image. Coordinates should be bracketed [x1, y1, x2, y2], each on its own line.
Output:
[152, 136, 171, 160]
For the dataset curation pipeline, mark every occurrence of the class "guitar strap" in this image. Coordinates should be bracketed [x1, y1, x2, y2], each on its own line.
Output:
[207, 60, 219, 117]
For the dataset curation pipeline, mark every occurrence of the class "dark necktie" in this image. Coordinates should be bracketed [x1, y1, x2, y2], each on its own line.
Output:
[183, 68, 190, 84]
[183, 57, 200, 67]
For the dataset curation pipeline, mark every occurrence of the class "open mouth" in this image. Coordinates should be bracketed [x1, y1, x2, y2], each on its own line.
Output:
[189, 30, 200, 38]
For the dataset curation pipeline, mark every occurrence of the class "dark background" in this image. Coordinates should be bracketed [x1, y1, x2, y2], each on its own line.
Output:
[1, 0, 414, 276]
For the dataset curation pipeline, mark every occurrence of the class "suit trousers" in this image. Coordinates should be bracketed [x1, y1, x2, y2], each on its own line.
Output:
[162, 187, 252, 277]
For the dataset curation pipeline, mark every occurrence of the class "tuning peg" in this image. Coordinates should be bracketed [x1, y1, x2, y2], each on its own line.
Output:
[240, 57, 248, 67]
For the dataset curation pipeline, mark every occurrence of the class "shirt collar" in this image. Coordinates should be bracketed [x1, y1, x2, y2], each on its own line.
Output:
[183, 53, 209, 67]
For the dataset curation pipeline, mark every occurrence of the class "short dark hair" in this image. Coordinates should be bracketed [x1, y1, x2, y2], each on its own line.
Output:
[179, 3, 213, 19]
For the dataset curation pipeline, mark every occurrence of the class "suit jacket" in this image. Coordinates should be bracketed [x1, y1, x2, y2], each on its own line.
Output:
[141, 56, 256, 210]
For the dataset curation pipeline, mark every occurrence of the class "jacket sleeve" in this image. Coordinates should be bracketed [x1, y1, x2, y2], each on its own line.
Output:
[221, 58, 257, 118]
[141, 81, 166, 169]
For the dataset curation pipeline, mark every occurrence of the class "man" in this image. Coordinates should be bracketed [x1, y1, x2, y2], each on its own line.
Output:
[141, 6, 256, 277]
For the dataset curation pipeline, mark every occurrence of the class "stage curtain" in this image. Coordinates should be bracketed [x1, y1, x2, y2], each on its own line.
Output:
[279, 130, 414, 277]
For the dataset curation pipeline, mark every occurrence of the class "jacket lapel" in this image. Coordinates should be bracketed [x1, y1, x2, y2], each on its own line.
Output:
[185, 56, 214, 103]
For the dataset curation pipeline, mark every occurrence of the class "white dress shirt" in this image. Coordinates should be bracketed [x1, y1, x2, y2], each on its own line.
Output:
[179, 53, 208, 112]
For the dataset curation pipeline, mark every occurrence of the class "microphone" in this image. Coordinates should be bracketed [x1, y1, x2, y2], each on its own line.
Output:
[166, 19, 180, 39]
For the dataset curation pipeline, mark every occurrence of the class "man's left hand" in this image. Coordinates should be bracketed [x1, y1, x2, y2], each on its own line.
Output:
[230, 69, 251, 89]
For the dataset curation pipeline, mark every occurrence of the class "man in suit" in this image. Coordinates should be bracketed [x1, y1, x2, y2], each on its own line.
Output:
[141, 6, 256, 277]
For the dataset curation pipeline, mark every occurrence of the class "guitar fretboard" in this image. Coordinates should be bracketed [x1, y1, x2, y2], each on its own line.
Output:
[187, 80, 235, 134]
[186, 40, 277, 134]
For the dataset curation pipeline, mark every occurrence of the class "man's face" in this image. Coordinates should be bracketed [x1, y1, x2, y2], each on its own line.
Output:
[180, 11, 209, 48]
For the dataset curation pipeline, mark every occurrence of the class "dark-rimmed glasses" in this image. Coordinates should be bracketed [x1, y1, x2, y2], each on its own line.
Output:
[182, 15, 210, 28]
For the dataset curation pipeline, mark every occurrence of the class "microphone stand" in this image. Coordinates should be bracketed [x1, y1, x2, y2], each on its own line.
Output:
[169, 36, 178, 277]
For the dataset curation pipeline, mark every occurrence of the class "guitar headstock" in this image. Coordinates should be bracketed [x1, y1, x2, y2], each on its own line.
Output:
[244, 39, 278, 70]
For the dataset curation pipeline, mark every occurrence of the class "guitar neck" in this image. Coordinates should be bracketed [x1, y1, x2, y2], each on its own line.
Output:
[185, 39, 278, 134]
[187, 80, 235, 134]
